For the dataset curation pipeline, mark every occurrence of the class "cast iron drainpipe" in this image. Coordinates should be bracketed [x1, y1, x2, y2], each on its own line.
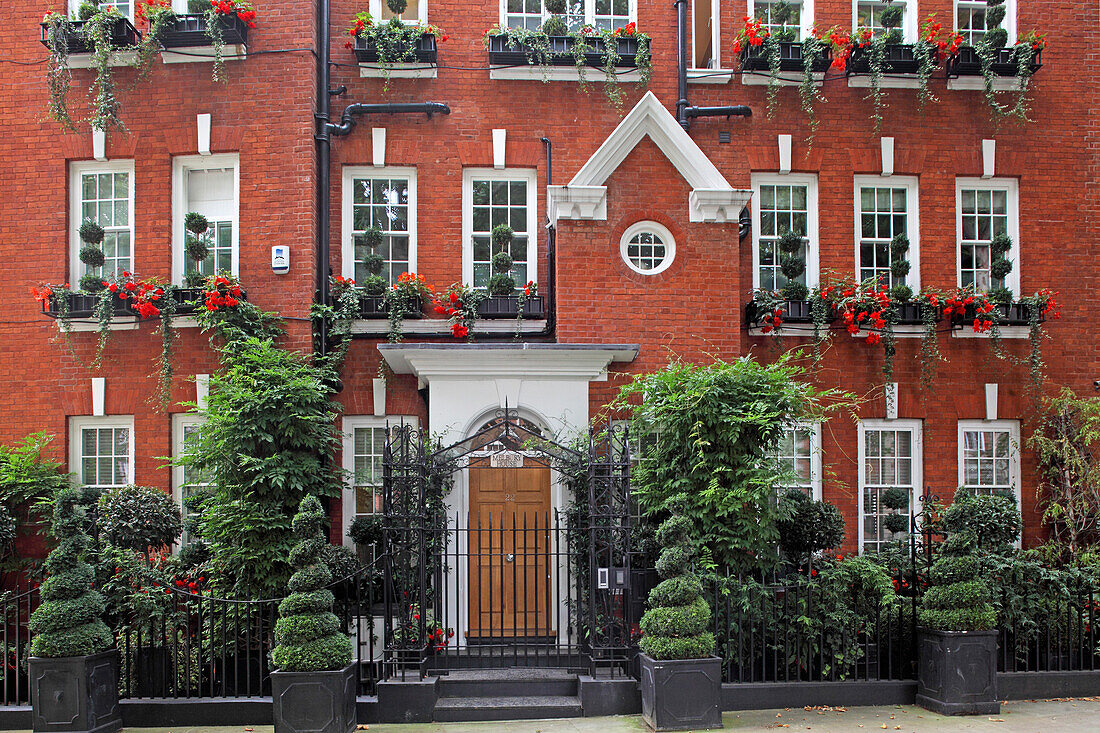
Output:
[674, 0, 753, 129]
[326, 102, 451, 137]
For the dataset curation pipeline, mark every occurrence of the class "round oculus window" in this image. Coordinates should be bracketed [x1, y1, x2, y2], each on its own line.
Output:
[620, 222, 675, 275]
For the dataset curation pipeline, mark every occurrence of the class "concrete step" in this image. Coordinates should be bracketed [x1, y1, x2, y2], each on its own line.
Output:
[433, 695, 584, 722]
[437, 668, 578, 698]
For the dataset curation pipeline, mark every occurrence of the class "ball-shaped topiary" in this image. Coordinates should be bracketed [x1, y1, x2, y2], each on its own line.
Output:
[782, 282, 809, 301]
[77, 2, 99, 21]
[879, 4, 904, 30]
[348, 514, 383, 548]
[184, 211, 209, 235]
[79, 246, 106, 268]
[639, 515, 714, 660]
[79, 220, 105, 246]
[488, 250, 516, 296]
[98, 484, 183, 552]
[544, 0, 567, 14]
[918, 531, 996, 631]
[491, 224, 514, 249]
[186, 234, 210, 264]
[362, 274, 387, 296]
[542, 15, 569, 36]
[271, 495, 353, 672]
[387, 0, 408, 15]
[79, 273, 105, 293]
[361, 227, 385, 251]
[881, 487, 910, 512]
[983, 27, 1008, 49]
[990, 257, 1013, 280]
[889, 284, 914, 303]
[362, 252, 385, 277]
[777, 490, 846, 558]
[940, 492, 1020, 552]
[28, 489, 114, 658]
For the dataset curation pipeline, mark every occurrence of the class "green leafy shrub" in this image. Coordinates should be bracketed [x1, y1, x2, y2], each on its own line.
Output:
[361, 227, 384, 251]
[271, 496, 353, 672]
[79, 220, 105, 245]
[362, 252, 385, 277]
[639, 515, 714, 660]
[941, 492, 1021, 552]
[98, 484, 183, 552]
[348, 514, 383, 548]
[28, 489, 114, 658]
[79, 245, 106, 268]
[323, 543, 361, 582]
[184, 211, 209, 235]
[777, 490, 845, 559]
[919, 532, 996, 631]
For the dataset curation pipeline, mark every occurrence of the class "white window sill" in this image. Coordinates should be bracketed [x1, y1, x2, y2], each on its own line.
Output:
[848, 76, 922, 90]
[488, 66, 644, 82]
[687, 68, 733, 84]
[947, 77, 1022, 92]
[742, 70, 824, 87]
[952, 326, 1031, 340]
[66, 50, 138, 69]
[162, 45, 247, 64]
[359, 63, 437, 79]
[351, 318, 547, 337]
[55, 318, 138, 333]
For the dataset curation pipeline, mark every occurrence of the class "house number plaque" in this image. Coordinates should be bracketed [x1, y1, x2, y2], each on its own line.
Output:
[490, 451, 524, 468]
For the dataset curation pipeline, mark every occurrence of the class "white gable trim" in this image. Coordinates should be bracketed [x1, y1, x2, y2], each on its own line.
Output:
[548, 91, 751, 224]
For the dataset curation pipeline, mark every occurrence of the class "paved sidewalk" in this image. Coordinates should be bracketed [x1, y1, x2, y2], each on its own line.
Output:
[109, 699, 1100, 733]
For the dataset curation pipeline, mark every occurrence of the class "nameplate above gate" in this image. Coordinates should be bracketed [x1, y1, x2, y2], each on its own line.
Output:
[490, 451, 524, 468]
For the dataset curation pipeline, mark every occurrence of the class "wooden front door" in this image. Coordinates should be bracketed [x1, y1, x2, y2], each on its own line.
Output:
[467, 461, 553, 639]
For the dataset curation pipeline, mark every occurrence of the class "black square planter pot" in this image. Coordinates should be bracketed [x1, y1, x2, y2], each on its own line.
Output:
[947, 46, 1042, 78]
[28, 651, 122, 733]
[271, 664, 357, 733]
[741, 40, 831, 73]
[916, 629, 1000, 716]
[39, 17, 141, 55]
[353, 33, 438, 64]
[476, 295, 546, 320]
[160, 13, 250, 49]
[848, 43, 936, 75]
[486, 34, 642, 68]
[639, 654, 723, 731]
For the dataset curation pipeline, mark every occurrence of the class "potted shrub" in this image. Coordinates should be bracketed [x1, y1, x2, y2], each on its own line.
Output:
[27, 489, 121, 733]
[476, 225, 545, 320]
[159, 0, 257, 82]
[638, 515, 722, 731]
[347, 10, 446, 84]
[916, 530, 1000, 715]
[271, 495, 356, 733]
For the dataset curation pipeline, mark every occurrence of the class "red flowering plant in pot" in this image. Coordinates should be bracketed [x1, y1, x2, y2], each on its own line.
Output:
[829, 278, 901, 383]
[432, 283, 485, 341]
[346, 10, 447, 86]
[202, 0, 259, 82]
[384, 272, 431, 343]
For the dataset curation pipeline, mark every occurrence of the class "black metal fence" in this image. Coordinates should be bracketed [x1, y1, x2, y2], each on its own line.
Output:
[996, 566, 1100, 673]
[0, 583, 39, 705]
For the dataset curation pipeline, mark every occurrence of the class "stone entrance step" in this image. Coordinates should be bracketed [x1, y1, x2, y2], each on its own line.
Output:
[433, 668, 583, 721]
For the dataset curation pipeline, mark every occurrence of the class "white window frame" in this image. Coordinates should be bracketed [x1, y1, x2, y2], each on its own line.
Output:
[70, 159, 135, 286]
[853, 175, 920, 290]
[957, 419, 1021, 509]
[954, 0, 1015, 47]
[69, 415, 135, 490]
[461, 168, 539, 289]
[752, 173, 820, 291]
[341, 416, 418, 548]
[171, 154, 240, 285]
[71, 0, 134, 21]
[498, 0, 638, 30]
[857, 419, 922, 555]
[369, 0, 429, 24]
[619, 221, 676, 276]
[776, 422, 823, 500]
[853, 0, 917, 44]
[749, 0, 815, 41]
[955, 177, 1019, 296]
[341, 166, 418, 283]
[171, 413, 208, 546]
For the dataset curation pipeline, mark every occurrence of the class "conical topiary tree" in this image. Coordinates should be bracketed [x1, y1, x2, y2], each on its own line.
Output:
[639, 515, 714, 660]
[271, 495, 353, 672]
[918, 530, 996, 631]
[28, 488, 113, 658]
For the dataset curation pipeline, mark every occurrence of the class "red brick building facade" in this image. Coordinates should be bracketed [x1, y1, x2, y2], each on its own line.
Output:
[3, 0, 1097, 556]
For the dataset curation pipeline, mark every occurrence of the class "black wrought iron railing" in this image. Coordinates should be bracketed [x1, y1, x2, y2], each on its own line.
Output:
[0, 583, 40, 706]
[996, 567, 1100, 673]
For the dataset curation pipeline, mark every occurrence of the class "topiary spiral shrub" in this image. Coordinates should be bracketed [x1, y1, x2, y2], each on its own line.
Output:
[28, 489, 114, 658]
[271, 495, 353, 672]
[639, 515, 714, 660]
[918, 531, 996, 631]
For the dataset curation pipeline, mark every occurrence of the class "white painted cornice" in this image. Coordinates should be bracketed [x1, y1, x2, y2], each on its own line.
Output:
[379, 344, 639, 384]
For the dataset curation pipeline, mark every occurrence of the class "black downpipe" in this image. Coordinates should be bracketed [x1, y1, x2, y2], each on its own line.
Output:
[675, 0, 753, 129]
[316, 0, 333, 356]
[540, 137, 556, 338]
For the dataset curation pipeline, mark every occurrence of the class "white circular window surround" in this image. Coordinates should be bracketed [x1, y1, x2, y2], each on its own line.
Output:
[620, 221, 675, 275]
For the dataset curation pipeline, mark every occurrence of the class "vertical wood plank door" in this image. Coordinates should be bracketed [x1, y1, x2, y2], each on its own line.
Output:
[467, 463, 552, 639]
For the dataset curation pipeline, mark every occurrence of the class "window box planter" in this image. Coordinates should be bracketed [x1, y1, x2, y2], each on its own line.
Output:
[946, 46, 1042, 78]
[39, 16, 141, 55]
[159, 12, 251, 49]
[353, 33, 438, 64]
[476, 295, 546, 320]
[916, 629, 999, 715]
[41, 292, 132, 320]
[847, 43, 936, 76]
[639, 654, 722, 731]
[894, 302, 941, 326]
[170, 286, 247, 316]
[351, 294, 424, 320]
[958, 301, 1041, 328]
[741, 41, 831, 73]
[486, 34, 643, 69]
[28, 651, 122, 733]
[271, 663, 356, 733]
[745, 298, 815, 327]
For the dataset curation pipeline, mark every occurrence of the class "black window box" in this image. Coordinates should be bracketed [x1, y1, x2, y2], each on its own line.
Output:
[159, 12, 251, 48]
[171, 286, 247, 316]
[893, 302, 941, 326]
[745, 298, 816, 327]
[353, 33, 437, 64]
[41, 292, 133, 320]
[349, 294, 424, 319]
[40, 16, 141, 54]
[958, 301, 1042, 327]
[486, 34, 643, 68]
[741, 40, 832, 73]
[847, 43, 936, 75]
[476, 295, 546, 319]
[946, 45, 1042, 78]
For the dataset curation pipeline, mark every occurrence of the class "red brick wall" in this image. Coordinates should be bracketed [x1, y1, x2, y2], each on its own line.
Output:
[1, 1, 1095, 556]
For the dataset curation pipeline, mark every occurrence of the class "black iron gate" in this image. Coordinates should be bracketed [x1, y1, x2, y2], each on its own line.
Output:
[379, 410, 635, 677]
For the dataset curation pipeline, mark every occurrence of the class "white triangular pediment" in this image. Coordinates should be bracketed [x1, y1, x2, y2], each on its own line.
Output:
[548, 91, 752, 224]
